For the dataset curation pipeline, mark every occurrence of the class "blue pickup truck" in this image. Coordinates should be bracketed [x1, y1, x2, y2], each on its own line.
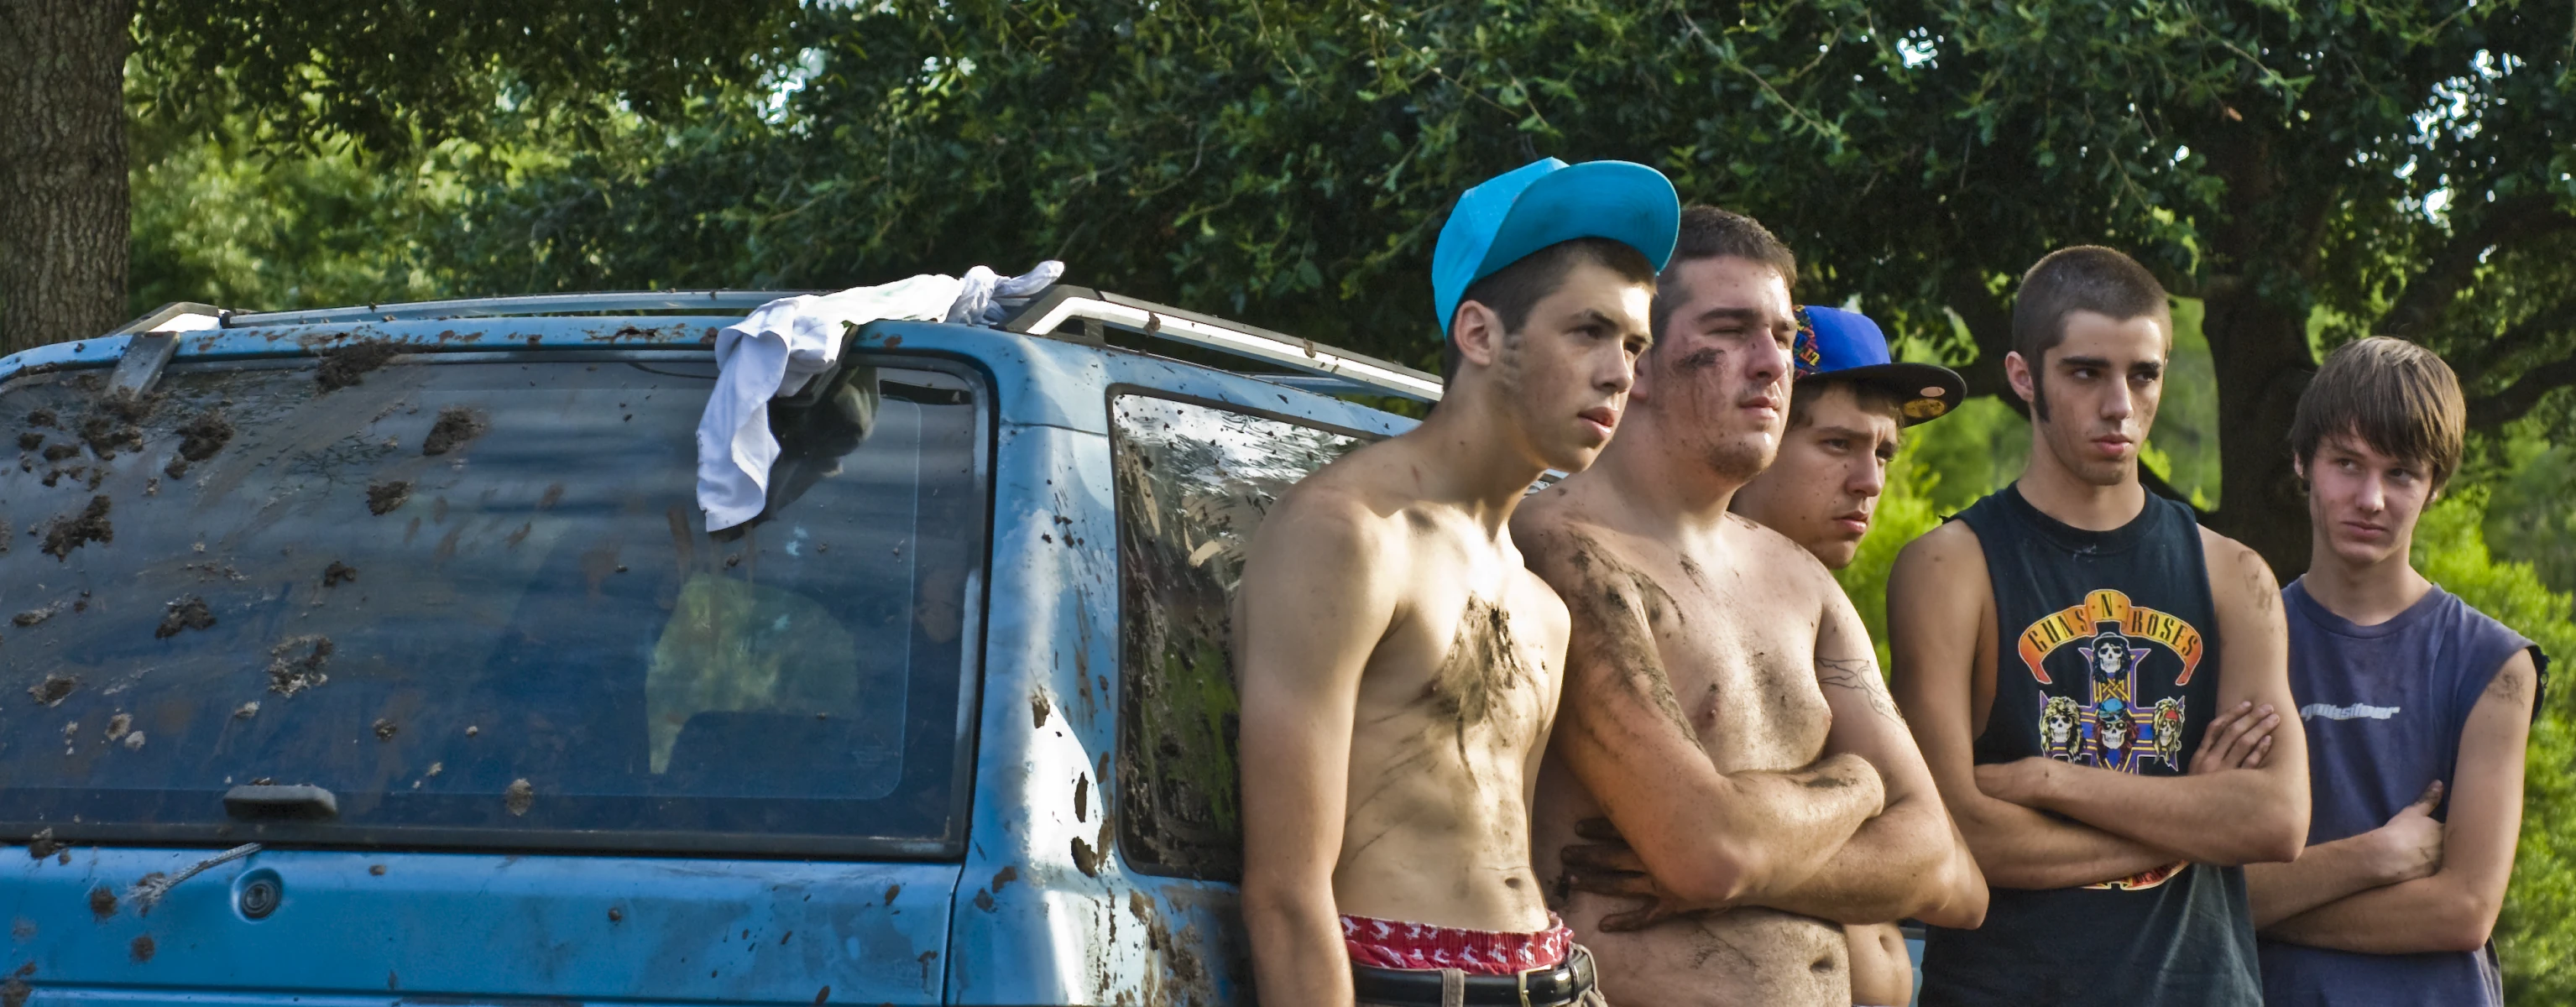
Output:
[0, 287, 1434, 1006]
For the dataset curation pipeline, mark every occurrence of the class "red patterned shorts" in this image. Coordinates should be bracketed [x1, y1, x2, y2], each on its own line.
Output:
[1340, 912, 1574, 975]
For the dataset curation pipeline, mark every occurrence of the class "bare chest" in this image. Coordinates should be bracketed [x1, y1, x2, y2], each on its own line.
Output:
[1359, 579, 1562, 754]
[1653, 578, 1831, 772]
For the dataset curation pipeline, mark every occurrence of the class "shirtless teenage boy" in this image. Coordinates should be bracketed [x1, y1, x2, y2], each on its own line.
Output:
[1887, 246, 2308, 1005]
[1236, 158, 1678, 1006]
[1730, 304, 1978, 1007]
[1514, 207, 1987, 1007]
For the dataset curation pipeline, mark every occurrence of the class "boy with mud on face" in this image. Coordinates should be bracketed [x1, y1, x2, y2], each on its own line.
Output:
[1235, 158, 1677, 1007]
[1512, 206, 1988, 1007]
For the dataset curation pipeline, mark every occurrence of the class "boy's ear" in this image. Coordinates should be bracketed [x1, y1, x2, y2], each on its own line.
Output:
[1451, 301, 1506, 371]
[2004, 350, 2036, 405]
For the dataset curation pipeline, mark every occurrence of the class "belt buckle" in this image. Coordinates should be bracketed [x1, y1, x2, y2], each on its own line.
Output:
[1514, 961, 1544, 1007]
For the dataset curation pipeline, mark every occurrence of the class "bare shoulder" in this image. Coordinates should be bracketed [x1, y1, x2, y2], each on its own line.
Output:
[1722, 510, 1842, 596]
[2195, 526, 2282, 612]
[2480, 647, 2541, 712]
[1249, 461, 1409, 573]
[1507, 483, 1603, 579]
[1890, 520, 1987, 594]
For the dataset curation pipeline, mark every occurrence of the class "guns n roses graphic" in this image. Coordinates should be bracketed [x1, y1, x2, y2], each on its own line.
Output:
[2017, 588, 2208, 890]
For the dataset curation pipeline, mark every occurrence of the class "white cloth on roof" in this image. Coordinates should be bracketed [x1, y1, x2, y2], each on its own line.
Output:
[946, 260, 1065, 326]
[695, 261, 1064, 531]
[697, 274, 961, 531]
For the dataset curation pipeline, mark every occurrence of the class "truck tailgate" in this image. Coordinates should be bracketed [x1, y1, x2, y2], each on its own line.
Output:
[4, 847, 954, 1006]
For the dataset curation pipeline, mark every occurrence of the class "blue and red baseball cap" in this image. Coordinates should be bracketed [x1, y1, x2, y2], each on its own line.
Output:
[1433, 158, 1680, 338]
[1792, 305, 1966, 425]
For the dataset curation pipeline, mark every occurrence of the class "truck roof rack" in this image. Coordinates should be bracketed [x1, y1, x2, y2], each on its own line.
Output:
[104, 284, 1445, 403]
[1002, 286, 1441, 403]
[223, 290, 814, 326]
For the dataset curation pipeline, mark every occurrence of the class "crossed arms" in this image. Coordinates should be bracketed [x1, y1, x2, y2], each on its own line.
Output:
[1525, 524, 1985, 927]
[1886, 524, 2310, 890]
[2248, 649, 2538, 953]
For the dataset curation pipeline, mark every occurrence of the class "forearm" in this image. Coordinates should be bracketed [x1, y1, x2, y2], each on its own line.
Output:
[2260, 874, 2500, 955]
[1741, 796, 1953, 923]
[1960, 794, 2180, 890]
[2029, 763, 2304, 865]
[1675, 758, 1883, 903]
[2245, 835, 2393, 928]
[1602, 751, 1882, 907]
[1244, 886, 1356, 1006]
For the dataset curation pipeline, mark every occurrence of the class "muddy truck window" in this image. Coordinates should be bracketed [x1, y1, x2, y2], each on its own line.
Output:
[1112, 394, 1371, 880]
[0, 353, 986, 856]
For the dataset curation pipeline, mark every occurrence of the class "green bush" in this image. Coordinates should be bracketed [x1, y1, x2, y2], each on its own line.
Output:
[2413, 488, 2576, 1004]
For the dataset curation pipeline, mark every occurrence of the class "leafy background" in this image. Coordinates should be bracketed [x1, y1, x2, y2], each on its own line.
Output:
[92, 1, 2576, 999]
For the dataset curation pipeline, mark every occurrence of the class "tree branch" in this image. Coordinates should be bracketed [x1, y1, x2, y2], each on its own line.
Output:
[2464, 300, 2576, 430]
[2378, 196, 2576, 341]
[1946, 270, 2014, 400]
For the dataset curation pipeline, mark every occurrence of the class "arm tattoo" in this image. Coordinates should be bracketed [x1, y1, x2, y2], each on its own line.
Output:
[1818, 656, 1904, 723]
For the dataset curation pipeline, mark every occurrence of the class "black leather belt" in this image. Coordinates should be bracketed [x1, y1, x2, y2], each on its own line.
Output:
[1351, 947, 1596, 1007]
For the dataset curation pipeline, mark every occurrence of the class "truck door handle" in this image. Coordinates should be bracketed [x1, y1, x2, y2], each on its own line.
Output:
[222, 784, 339, 821]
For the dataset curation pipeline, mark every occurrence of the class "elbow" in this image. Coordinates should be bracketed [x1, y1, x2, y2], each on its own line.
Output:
[2427, 890, 2504, 954]
[1659, 843, 1762, 906]
[2427, 926, 2495, 956]
[2239, 831, 2306, 868]
[1920, 864, 1990, 929]
[2217, 801, 2307, 866]
[1237, 872, 1327, 940]
[1915, 889, 1988, 930]
[2252, 815, 2309, 865]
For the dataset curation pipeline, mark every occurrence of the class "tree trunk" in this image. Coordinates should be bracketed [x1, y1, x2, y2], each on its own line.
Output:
[0, 0, 133, 354]
[2201, 280, 2315, 578]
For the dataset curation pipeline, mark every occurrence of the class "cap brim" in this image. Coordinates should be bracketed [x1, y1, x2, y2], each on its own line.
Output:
[1476, 161, 1680, 280]
[1826, 362, 1967, 426]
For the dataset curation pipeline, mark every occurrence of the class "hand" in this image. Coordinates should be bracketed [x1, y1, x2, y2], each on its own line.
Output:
[2367, 780, 2446, 885]
[1974, 757, 2061, 808]
[2190, 701, 2279, 774]
[1560, 817, 1706, 931]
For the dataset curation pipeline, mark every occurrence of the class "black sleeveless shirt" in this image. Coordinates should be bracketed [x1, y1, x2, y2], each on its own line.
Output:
[1919, 485, 2260, 1006]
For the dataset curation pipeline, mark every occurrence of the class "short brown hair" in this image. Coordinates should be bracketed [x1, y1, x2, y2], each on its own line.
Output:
[1787, 376, 1905, 431]
[1651, 206, 1797, 343]
[2291, 337, 2466, 490]
[2011, 247, 2169, 418]
[1441, 237, 1658, 383]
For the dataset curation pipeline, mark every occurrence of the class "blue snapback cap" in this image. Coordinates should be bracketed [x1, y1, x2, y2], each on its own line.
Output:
[1792, 305, 1967, 425]
[1433, 158, 1680, 338]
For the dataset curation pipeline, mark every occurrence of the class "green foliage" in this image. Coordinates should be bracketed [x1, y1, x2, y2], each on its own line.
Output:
[2481, 423, 2576, 601]
[132, 0, 800, 159]
[110, 1, 2576, 999]
[2411, 488, 2576, 1004]
[2143, 299, 2220, 509]
[125, 117, 462, 313]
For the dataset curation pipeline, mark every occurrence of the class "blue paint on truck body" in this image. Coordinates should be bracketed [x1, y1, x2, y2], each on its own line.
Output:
[0, 309, 1414, 1005]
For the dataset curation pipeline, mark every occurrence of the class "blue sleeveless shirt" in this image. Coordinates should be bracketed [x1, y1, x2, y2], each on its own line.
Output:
[2259, 579, 2543, 1007]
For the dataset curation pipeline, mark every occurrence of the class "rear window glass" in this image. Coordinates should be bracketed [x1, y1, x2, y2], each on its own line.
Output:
[1110, 394, 1370, 880]
[0, 351, 986, 857]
